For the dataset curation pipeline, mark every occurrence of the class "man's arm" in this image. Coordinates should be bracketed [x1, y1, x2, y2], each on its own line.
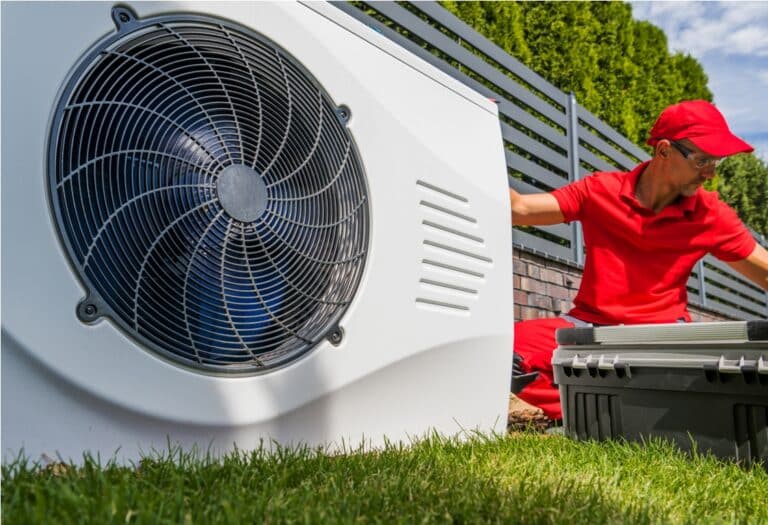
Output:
[726, 244, 768, 291]
[509, 188, 565, 226]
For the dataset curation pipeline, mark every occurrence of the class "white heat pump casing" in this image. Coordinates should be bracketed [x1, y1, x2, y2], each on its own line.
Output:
[1, 1, 512, 462]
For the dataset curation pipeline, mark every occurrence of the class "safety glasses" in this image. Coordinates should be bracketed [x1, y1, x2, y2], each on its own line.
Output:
[669, 141, 723, 169]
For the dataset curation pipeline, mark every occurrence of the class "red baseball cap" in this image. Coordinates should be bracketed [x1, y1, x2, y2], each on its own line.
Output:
[646, 100, 753, 156]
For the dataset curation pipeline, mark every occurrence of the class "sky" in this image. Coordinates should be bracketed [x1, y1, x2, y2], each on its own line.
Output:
[631, 1, 768, 160]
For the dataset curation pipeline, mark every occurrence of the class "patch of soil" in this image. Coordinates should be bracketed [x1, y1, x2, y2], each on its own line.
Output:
[507, 394, 558, 432]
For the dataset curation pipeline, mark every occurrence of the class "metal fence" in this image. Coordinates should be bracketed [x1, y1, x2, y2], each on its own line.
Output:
[333, 1, 768, 320]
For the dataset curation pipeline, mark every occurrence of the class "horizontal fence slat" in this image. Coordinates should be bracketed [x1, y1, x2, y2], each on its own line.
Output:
[509, 176, 544, 195]
[687, 275, 701, 293]
[705, 271, 767, 306]
[577, 125, 645, 171]
[703, 256, 766, 303]
[536, 222, 572, 239]
[505, 150, 569, 190]
[501, 123, 569, 173]
[361, 1, 569, 127]
[705, 299, 760, 321]
[576, 103, 650, 161]
[408, 1, 569, 106]
[497, 99, 569, 150]
[512, 229, 572, 261]
[578, 145, 620, 173]
[706, 286, 766, 317]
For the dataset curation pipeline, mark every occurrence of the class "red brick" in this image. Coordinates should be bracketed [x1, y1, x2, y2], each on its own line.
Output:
[513, 290, 527, 306]
[513, 259, 526, 275]
[548, 284, 571, 300]
[564, 276, 582, 289]
[527, 264, 541, 280]
[513, 274, 521, 289]
[514, 305, 521, 321]
[540, 268, 563, 286]
[557, 300, 573, 314]
[520, 306, 540, 320]
[529, 293, 553, 310]
[519, 277, 546, 295]
[520, 306, 539, 321]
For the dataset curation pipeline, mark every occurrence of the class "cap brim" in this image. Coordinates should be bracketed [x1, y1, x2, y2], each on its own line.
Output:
[689, 132, 754, 156]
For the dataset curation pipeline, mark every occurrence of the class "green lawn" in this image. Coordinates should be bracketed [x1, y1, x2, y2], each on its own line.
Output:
[3, 432, 766, 524]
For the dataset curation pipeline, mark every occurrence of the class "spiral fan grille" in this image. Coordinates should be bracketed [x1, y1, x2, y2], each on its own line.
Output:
[49, 13, 369, 373]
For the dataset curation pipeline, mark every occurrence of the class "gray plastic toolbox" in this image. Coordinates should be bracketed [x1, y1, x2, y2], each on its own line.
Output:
[553, 321, 768, 468]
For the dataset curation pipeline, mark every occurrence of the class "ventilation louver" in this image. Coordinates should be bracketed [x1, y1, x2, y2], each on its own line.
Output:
[48, 7, 370, 373]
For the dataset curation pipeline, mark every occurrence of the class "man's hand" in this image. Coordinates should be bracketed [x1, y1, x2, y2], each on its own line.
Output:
[727, 244, 768, 291]
[509, 188, 565, 226]
[510, 353, 539, 394]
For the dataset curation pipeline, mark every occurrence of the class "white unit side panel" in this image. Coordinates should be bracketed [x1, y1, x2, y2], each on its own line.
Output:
[3, 330, 509, 462]
[2, 1, 511, 441]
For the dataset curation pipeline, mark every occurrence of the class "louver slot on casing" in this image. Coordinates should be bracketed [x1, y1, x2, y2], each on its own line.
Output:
[416, 179, 490, 314]
[48, 8, 370, 373]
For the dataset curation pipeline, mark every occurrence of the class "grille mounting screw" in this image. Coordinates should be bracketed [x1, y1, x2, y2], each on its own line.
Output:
[336, 106, 351, 124]
[328, 327, 344, 346]
[84, 304, 97, 316]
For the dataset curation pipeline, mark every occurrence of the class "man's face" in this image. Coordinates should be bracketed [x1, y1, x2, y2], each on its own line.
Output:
[667, 139, 722, 197]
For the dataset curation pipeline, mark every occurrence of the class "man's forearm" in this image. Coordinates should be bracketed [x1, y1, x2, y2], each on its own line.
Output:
[509, 187, 565, 226]
[727, 244, 768, 291]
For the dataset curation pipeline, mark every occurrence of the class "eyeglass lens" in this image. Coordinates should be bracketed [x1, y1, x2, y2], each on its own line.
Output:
[670, 141, 721, 168]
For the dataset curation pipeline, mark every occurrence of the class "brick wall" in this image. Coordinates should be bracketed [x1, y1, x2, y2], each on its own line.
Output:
[513, 247, 730, 323]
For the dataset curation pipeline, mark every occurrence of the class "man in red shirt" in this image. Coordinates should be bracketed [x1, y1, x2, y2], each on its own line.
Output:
[510, 100, 768, 419]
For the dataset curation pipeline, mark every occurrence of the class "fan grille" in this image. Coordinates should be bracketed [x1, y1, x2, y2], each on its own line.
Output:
[48, 12, 370, 373]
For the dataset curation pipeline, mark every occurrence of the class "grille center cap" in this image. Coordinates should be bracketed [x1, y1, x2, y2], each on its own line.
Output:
[216, 164, 268, 223]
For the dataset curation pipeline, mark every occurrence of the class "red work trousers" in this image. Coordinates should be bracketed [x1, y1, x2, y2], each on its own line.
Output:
[513, 317, 574, 420]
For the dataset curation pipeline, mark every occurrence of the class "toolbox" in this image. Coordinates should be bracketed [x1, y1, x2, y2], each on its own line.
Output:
[552, 321, 768, 467]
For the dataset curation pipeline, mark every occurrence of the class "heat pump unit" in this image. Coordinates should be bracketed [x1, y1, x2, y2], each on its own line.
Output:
[2, 1, 512, 462]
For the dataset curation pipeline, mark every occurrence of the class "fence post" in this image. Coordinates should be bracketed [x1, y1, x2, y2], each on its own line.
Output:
[566, 92, 583, 265]
[697, 260, 707, 307]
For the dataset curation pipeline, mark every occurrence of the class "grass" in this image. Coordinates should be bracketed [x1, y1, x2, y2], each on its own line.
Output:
[3, 432, 767, 525]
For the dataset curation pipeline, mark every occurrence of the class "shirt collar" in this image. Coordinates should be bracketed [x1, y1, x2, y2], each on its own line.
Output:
[619, 160, 698, 218]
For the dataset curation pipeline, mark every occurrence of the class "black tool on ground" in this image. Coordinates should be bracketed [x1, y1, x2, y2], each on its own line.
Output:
[553, 320, 768, 469]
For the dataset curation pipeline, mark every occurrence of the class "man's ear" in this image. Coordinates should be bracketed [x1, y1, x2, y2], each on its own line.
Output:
[656, 139, 670, 158]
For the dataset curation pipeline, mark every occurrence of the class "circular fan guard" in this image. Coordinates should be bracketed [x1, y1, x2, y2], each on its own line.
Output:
[48, 9, 370, 373]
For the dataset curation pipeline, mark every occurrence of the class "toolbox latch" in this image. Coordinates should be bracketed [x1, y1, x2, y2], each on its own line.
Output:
[569, 354, 629, 378]
[716, 356, 759, 374]
[757, 356, 768, 375]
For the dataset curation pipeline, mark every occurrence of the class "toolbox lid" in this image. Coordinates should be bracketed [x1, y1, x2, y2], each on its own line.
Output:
[556, 320, 768, 346]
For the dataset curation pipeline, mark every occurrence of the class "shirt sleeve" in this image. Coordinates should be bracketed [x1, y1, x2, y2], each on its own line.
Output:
[551, 176, 591, 223]
[710, 199, 757, 261]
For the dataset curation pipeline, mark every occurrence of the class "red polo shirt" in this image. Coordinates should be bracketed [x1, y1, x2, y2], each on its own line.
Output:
[551, 161, 756, 325]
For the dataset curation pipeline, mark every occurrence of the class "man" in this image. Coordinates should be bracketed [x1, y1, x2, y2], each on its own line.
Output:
[510, 100, 768, 420]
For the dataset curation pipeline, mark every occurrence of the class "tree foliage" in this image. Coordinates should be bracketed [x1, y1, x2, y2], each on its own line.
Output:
[440, 1, 767, 234]
[711, 155, 768, 237]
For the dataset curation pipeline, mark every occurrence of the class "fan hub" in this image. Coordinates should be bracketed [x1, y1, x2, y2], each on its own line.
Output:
[216, 164, 268, 223]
